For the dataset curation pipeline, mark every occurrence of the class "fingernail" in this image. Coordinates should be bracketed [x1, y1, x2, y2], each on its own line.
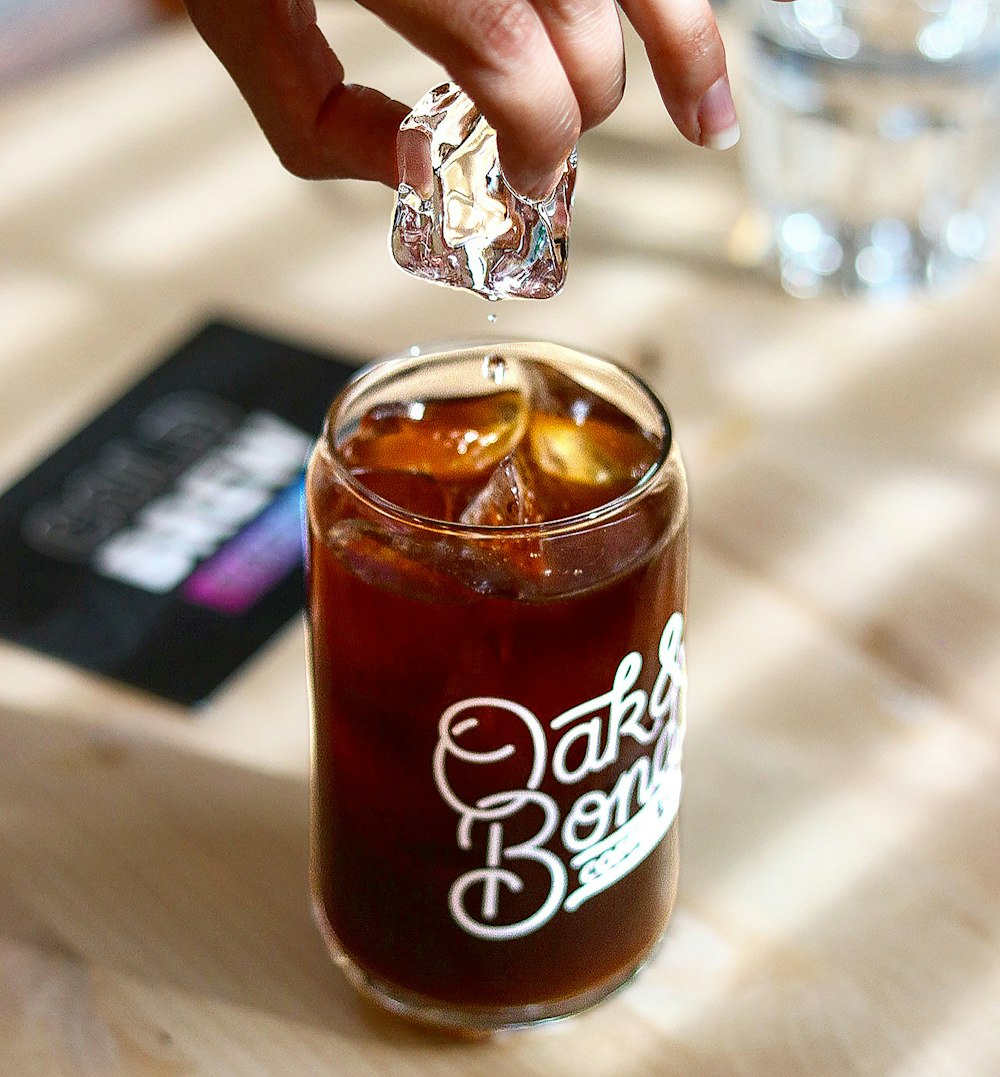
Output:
[698, 76, 740, 150]
[510, 166, 564, 203]
[525, 170, 564, 202]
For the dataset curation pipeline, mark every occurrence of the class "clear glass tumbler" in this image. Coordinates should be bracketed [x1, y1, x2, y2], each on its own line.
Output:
[740, 0, 1000, 297]
[305, 342, 689, 1033]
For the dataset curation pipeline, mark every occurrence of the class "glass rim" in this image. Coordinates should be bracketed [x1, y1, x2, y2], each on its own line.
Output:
[319, 340, 674, 540]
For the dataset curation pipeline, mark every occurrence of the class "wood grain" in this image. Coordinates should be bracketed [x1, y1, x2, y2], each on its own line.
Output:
[1, 5, 998, 1074]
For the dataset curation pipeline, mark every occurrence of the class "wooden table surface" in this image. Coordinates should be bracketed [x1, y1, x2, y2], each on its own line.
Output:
[2, 5, 998, 1074]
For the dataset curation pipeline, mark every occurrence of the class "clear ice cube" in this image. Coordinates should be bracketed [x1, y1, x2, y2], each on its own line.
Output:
[527, 360, 628, 429]
[326, 519, 476, 602]
[528, 412, 629, 488]
[342, 388, 529, 483]
[391, 83, 577, 301]
[525, 361, 659, 493]
[459, 452, 544, 527]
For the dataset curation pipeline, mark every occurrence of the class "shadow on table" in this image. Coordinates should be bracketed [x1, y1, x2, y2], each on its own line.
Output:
[2, 673, 997, 1073]
[0, 707, 462, 1050]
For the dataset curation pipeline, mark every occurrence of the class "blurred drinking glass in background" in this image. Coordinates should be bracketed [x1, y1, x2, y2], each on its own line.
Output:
[739, 0, 1000, 298]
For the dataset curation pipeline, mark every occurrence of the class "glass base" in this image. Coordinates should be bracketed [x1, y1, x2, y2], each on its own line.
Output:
[312, 898, 665, 1035]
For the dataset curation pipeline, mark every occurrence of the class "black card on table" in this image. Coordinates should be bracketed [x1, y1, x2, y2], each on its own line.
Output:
[0, 321, 359, 705]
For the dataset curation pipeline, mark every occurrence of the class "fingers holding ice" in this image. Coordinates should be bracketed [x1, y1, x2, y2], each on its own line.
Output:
[391, 83, 576, 301]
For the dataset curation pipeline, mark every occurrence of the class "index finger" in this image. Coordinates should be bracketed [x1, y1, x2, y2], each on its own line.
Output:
[363, 0, 585, 199]
[620, 0, 740, 149]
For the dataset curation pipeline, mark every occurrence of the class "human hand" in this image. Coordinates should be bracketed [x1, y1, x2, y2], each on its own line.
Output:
[184, 0, 742, 199]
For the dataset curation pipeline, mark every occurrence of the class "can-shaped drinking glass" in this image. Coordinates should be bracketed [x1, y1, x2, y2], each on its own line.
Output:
[305, 341, 688, 1033]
